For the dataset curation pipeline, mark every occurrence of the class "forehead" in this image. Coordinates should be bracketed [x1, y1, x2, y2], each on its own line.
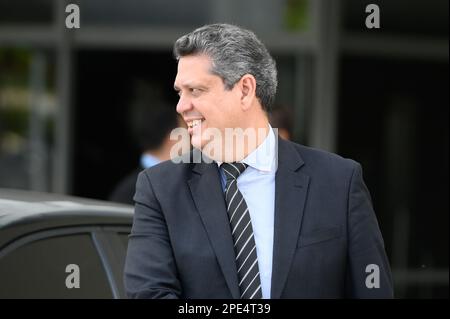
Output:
[174, 54, 218, 87]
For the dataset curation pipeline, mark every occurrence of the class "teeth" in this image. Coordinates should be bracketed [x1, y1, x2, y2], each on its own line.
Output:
[188, 119, 203, 129]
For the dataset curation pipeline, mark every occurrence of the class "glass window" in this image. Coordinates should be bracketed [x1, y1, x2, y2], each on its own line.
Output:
[0, 0, 54, 26]
[342, 0, 448, 37]
[75, 0, 311, 33]
[0, 48, 56, 191]
[0, 233, 113, 298]
[273, 54, 312, 144]
[209, 0, 310, 34]
[337, 56, 449, 298]
[77, 0, 210, 28]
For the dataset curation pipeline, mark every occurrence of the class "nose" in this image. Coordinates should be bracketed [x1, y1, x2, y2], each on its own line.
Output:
[176, 94, 192, 115]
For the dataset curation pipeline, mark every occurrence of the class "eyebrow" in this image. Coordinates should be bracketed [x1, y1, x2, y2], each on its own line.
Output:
[174, 82, 208, 91]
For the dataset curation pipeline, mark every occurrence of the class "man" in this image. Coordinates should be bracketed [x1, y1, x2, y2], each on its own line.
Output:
[124, 24, 393, 298]
[109, 82, 183, 204]
[269, 105, 294, 141]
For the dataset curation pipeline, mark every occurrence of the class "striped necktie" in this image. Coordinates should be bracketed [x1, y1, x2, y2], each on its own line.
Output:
[221, 162, 262, 299]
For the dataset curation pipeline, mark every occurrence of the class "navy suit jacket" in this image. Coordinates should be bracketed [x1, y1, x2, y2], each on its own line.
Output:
[124, 138, 393, 298]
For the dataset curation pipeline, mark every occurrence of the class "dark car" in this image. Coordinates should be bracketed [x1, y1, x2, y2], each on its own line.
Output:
[0, 188, 133, 298]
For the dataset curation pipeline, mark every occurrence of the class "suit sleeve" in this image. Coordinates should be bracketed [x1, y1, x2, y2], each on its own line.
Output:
[346, 162, 394, 298]
[124, 170, 181, 299]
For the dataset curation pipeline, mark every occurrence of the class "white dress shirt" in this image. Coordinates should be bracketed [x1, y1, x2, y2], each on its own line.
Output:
[217, 125, 278, 299]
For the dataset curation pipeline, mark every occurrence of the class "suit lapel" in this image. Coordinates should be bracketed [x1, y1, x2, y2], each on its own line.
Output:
[271, 138, 310, 299]
[187, 161, 241, 299]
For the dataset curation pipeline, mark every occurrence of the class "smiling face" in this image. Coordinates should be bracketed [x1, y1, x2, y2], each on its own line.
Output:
[174, 54, 243, 150]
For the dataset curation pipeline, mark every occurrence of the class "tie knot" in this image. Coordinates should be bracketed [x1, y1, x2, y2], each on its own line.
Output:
[221, 162, 248, 181]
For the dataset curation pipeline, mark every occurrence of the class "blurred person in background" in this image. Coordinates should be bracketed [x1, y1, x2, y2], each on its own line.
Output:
[269, 105, 294, 141]
[109, 83, 185, 205]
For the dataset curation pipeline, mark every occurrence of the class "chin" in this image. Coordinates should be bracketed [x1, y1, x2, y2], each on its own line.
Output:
[190, 135, 203, 150]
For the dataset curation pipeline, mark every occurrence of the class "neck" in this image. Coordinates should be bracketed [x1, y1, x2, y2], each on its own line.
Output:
[244, 119, 270, 156]
[222, 117, 270, 163]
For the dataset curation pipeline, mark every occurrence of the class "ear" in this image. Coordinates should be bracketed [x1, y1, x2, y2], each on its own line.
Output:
[237, 74, 257, 111]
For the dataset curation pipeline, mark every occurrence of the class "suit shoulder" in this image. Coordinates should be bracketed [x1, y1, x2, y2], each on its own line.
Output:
[109, 168, 141, 204]
[139, 158, 193, 182]
[286, 140, 359, 172]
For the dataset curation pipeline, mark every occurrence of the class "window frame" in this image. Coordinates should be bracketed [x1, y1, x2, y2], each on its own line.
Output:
[0, 224, 131, 298]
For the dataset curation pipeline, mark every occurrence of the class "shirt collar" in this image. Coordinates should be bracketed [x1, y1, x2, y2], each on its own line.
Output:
[140, 153, 161, 169]
[216, 124, 278, 173]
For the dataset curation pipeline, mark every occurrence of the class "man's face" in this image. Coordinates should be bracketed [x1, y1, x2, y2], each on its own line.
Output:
[174, 54, 241, 150]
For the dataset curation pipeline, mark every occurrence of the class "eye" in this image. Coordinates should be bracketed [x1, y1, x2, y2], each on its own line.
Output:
[190, 88, 202, 96]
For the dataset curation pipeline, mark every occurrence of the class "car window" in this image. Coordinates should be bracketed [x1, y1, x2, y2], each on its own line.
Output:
[0, 233, 113, 298]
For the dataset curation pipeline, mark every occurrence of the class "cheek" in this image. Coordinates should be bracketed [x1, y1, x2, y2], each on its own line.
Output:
[201, 94, 237, 128]
[222, 102, 241, 127]
[199, 99, 222, 122]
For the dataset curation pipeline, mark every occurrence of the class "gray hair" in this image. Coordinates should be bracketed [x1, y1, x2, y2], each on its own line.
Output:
[173, 24, 277, 112]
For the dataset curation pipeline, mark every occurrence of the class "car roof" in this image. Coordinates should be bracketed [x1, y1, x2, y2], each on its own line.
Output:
[0, 188, 132, 206]
[0, 188, 134, 248]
